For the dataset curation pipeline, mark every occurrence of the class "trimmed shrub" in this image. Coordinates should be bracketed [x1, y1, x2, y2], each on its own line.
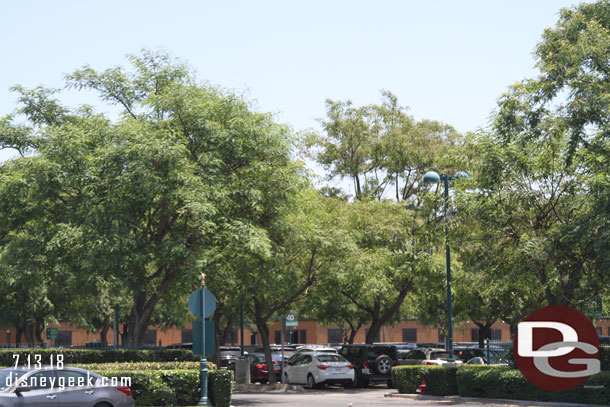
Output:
[456, 367, 610, 405]
[422, 366, 458, 396]
[0, 349, 198, 366]
[209, 369, 234, 407]
[391, 366, 426, 393]
[391, 365, 458, 395]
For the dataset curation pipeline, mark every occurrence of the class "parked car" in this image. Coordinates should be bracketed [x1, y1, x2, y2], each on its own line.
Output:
[294, 346, 338, 354]
[0, 366, 134, 407]
[338, 344, 405, 387]
[453, 347, 485, 363]
[395, 347, 464, 366]
[219, 346, 242, 371]
[284, 352, 354, 388]
[253, 345, 298, 359]
[246, 353, 284, 383]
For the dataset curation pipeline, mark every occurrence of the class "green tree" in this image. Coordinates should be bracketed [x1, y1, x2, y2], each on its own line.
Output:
[0, 50, 298, 346]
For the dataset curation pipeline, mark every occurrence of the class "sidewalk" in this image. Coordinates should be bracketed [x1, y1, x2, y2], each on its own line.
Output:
[234, 383, 305, 393]
[385, 392, 609, 407]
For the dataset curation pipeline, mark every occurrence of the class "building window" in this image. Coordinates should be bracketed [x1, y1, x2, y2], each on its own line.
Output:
[328, 329, 343, 343]
[250, 332, 258, 345]
[596, 327, 602, 336]
[143, 329, 157, 346]
[274, 330, 281, 344]
[438, 329, 446, 344]
[299, 329, 307, 344]
[402, 328, 417, 342]
[490, 329, 502, 340]
[56, 331, 72, 347]
[182, 329, 192, 343]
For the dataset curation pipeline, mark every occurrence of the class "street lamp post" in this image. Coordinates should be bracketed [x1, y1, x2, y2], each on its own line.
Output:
[423, 170, 468, 363]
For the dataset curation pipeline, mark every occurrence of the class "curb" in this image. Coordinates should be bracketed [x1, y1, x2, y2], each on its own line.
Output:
[384, 393, 608, 407]
[234, 383, 305, 393]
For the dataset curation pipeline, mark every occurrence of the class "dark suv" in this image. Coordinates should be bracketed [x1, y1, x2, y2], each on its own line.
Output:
[339, 344, 412, 387]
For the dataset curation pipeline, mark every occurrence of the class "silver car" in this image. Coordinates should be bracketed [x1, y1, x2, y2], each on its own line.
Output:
[0, 366, 134, 407]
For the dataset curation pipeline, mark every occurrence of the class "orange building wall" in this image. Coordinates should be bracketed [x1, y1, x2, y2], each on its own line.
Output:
[2, 317, 609, 348]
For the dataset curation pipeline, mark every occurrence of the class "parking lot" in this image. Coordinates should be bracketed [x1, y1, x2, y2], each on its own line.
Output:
[232, 387, 544, 407]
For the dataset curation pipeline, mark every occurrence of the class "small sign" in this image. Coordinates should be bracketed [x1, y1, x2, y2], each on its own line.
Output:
[189, 288, 217, 319]
[192, 320, 215, 355]
[285, 312, 298, 327]
[46, 328, 58, 340]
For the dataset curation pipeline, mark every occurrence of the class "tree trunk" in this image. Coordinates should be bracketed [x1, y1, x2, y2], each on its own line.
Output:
[124, 267, 176, 347]
[23, 320, 34, 347]
[100, 315, 111, 347]
[255, 317, 276, 384]
[473, 321, 493, 349]
[212, 307, 224, 366]
[34, 318, 44, 345]
[15, 326, 23, 347]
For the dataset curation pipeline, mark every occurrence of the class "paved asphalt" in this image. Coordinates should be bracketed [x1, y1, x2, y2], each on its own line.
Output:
[232, 387, 539, 407]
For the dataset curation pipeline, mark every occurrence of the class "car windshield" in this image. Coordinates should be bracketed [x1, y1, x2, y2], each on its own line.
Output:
[0, 369, 27, 391]
[316, 354, 347, 363]
[430, 352, 449, 360]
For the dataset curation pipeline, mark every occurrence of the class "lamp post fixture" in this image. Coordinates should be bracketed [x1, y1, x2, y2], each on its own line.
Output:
[422, 170, 469, 363]
[6, 329, 10, 348]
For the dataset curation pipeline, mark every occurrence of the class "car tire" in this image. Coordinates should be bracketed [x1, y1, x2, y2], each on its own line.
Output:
[94, 403, 112, 407]
[373, 355, 393, 375]
[307, 374, 317, 389]
[283, 372, 289, 384]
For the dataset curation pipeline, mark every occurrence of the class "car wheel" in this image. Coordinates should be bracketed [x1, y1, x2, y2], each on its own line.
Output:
[374, 355, 393, 375]
[307, 374, 317, 389]
[283, 372, 289, 384]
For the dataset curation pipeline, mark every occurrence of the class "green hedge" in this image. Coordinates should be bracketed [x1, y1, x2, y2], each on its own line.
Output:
[95, 369, 233, 407]
[0, 349, 198, 366]
[393, 365, 610, 405]
[391, 366, 458, 396]
[456, 367, 610, 405]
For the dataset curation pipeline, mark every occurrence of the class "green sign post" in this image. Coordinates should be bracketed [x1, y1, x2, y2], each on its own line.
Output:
[189, 277, 216, 407]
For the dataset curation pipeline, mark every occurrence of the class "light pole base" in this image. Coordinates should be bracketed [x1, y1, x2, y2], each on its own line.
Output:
[197, 398, 212, 406]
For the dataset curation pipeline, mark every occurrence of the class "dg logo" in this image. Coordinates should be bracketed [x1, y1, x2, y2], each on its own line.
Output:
[514, 305, 600, 391]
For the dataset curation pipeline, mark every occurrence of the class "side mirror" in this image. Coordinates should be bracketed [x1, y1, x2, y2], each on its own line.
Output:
[15, 386, 32, 395]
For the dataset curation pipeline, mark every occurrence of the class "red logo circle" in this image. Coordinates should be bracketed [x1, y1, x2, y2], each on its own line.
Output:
[514, 305, 599, 391]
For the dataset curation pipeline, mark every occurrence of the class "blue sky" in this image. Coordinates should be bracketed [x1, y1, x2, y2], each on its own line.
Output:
[0, 1, 589, 162]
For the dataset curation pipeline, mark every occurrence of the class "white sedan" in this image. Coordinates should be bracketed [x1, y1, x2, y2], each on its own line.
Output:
[284, 352, 355, 388]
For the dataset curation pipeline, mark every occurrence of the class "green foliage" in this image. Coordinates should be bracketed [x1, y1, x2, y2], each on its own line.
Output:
[0, 50, 299, 346]
[391, 365, 426, 393]
[456, 367, 610, 405]
[391, 365, 458, 395]
[208, 369, 234, 407]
